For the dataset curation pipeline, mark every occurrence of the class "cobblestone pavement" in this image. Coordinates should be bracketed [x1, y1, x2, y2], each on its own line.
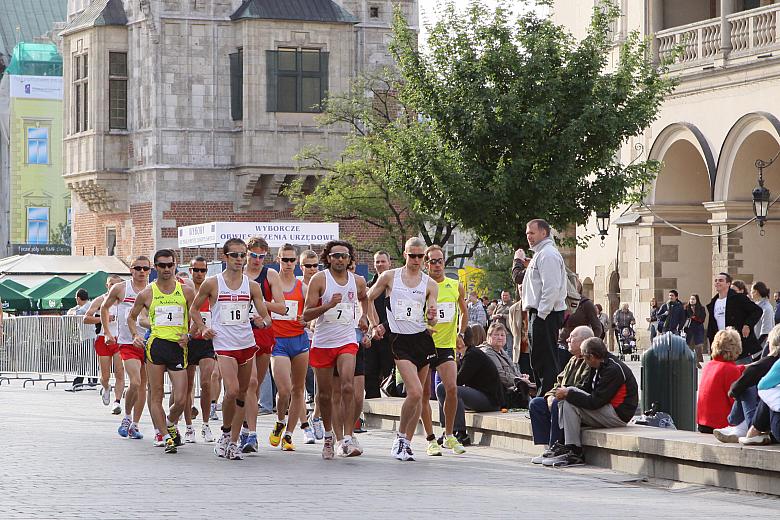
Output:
[1, 382, 778, 519]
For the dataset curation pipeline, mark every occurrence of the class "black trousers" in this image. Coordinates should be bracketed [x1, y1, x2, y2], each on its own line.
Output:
[528, 310, 565, 397]
[364, 338, 394, 399]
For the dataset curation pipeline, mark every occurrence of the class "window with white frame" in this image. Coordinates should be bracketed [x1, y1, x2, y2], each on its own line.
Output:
[27, 127, 49, 164]
[27, 207, 50, 244]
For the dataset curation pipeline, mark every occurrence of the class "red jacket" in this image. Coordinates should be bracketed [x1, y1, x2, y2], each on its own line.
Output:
[697, 357, 745, 429]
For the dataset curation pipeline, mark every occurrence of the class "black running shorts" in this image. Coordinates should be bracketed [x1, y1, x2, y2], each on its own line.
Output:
[187, 338, 216, 365]
[429, 347, 456, 370]
[146, 337, 187, 371]
[389, 331, 436, 370]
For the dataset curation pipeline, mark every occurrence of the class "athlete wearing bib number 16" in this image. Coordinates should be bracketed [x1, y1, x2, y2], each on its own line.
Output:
[190, 238, 272, 461]
[128, 249, 196, 454]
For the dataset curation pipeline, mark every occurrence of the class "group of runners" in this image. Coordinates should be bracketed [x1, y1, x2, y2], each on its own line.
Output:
[87, 235, 470, 461]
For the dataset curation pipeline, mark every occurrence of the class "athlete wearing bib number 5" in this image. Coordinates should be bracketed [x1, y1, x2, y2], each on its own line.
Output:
[128, 249, 196, 455]
[190, 238, 272, 461]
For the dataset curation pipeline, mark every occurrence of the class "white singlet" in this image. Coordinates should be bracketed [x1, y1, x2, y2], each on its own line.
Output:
[211, 273, 256, 351]
[99, 301, 119, 338]
[387, 267, 429, 335]
[312, 270, 358, 349]
[116, 281, 147, 344]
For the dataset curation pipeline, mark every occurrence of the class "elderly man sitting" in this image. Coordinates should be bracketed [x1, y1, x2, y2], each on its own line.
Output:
[544, 337, 638, 467]
[529, 325, 594, 464]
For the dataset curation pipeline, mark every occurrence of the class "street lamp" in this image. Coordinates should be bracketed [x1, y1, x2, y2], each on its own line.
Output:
[596, 210, 610, 245]
[754, 150, 779, 235]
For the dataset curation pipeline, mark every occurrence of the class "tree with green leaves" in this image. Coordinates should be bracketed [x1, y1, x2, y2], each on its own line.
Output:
[389, 0, 676, 247]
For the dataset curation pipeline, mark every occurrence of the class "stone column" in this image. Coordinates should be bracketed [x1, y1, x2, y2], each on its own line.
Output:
[720, 0, 735, 56]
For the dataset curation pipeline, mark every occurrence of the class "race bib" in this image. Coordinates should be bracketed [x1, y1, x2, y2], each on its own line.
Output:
[155, 305, 184, 327]
[396, 299, 423, 323]
[220, 302, 248, 326]
[437, 302, 456, 324]
[323, 302, 354, 325]
[200, 311, 212, 328]
[272, 300, 299, 321]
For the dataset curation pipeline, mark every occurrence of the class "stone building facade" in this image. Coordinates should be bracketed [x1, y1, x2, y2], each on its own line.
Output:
[61, 0, 417, 260]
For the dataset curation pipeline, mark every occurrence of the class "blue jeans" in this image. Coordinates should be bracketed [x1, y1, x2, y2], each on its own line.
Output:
[435, 383, 498, 431]
[728, 385, 760, 427]
[529, 396, 561, 446]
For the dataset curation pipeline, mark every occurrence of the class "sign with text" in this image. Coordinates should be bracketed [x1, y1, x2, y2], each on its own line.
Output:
[9, 75, 64, 100]
[178, 222, 339, 248]
[12, 243, 72, 255]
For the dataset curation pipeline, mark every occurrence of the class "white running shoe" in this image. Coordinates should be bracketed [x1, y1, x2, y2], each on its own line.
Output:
[214, 432, 229, 458]
[302, 427, 316, 444]
[226, 442, 245, 460]
[101, 386, 111, 406]
[714, 421, 749, 444]
[312, 417, 324, 440]
[351, 435, 363, 456]
[202, 423, 215, 443]
[111, 402, 122, 415]
[343, 438, 361, 457]
[392, 436, 404, 460]
[184, 427, 196, 443]
[153, 433, 165, 447]
[322, 436, 335, 460]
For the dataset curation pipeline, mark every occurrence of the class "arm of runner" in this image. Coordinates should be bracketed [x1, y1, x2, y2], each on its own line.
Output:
[128, 288, 151, 348]
[457, 282, 468, 335]
[365, 270, 390, 303]
[249, 280, 272, 328]
[138, 309, 150, 330]
[264, 269, 288, 316]
[189, 277, 216, 339]
[426, 278, 439, 326]
[101, 286, 122, 344]
[82, 296, 104, 325]
[298, 282, 309, 325]
[356, 277, 370, 332]
[302, 272, 339, 322]
[180, 285, 196, 347]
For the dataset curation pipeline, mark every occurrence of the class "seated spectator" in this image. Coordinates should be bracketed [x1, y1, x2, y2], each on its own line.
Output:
[547, 337, 638, 467]
[697, 328, 745, 433]
[480, 322, 535, 408]
[529, 325, 594, 464]
[739, 352, 780, 445]
[435, 324, 502, 446]
[714, 324, 780, 443]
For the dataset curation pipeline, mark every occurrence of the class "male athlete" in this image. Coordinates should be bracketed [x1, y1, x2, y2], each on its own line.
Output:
[299, 249, 323, 440]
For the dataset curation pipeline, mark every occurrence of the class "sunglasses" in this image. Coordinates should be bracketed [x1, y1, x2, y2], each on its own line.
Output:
[279, 257, 297, 263]
[155, 262, 175, 269]
[226, 252, 247, 259]
[131, 265, 151, 271]
[426, 258, 444, 265]
[406, 253, 425, 259]
[303, 263, 318, 269]
[248, 252, 266, 259]
[190, 267, 207, 273]
[328, 252, 350, 260]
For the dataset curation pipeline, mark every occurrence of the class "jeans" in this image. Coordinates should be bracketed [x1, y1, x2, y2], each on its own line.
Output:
[727, 385, 759, 427]
[753, 399, 780, 441]
[435, 383, 498, 432]
[529, 396, 561, 446]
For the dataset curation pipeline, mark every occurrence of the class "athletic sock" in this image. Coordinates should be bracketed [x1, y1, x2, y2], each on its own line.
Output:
[221, 426, 231, 433]
[243, 420, 249, 428]
[324, 431, 333, 439]
[124, 414, 131, 421]
[249, 430, 256, 436]
[343, 435, 352, 444]
[301, 421, 310, 429]
[426, 433, 436, 442]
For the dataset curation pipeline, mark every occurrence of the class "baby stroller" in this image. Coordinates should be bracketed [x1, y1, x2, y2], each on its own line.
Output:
[618, 326, 639, 361]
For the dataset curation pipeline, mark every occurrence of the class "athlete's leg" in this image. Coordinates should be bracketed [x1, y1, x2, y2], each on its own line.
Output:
[245, 353, 270, 431]
[437, 360, 458, 436]
[218, 355, 240, 440]
[134, 365, 148, 425]
[313, 367, 335, 432]
[352, 374, 365, 433]
[233, 359, 254, 444]
[147, 363, 167, 434]
[287, 351, 309, 435]
[98, 355, 112, 396]
[123, 359, 142, 418]
[271, 355, 293, 424]
[199, 358, 216, 422]
[166, 368, 188, 425]
[420, 372, 434, 438]
[112, 353, 125, 403]
[395, 359, 426, 441]
[335, 353, 357, 442]
[184, 365, 197, 427]
[331, 374, 343, 440]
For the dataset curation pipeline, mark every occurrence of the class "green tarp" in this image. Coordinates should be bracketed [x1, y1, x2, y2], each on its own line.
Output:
[0, 283, 33, 312]
[0, 279, 29, 292]
[5, 42, 63, 76]
[22, 276, 69, 300]
[38, 271, 109, 311]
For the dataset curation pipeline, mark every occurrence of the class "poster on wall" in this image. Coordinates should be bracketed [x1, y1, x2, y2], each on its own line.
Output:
[178, 222, 340, 248]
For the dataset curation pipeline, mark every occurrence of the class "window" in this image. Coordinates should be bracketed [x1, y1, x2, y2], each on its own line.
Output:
[229, 48, 243, 121]
[370, 6, 379, 18]
[266, 48, 329, 113]
[109, 52, 128, 130]
[27, 127, 49, 164]
[73, 53, 89, 133]
[27, 207, 49, 245]
[106, 228, 116, 256]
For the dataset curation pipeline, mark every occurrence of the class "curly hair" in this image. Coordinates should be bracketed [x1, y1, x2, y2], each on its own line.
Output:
[711, 327, 742, 361]
[320, 240, 355, 268]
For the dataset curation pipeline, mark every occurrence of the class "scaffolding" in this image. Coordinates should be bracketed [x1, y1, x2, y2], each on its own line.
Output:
[5, 42, 62, 77]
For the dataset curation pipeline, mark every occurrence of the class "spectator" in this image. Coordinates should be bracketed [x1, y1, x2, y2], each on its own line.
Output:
[467, 292, 488, 328]
[68, 288, 94, 389]
[697, 328, 744, 433]
[612, 303, 635, 345]
[492, 291, 514, 356]
[647, 297, 659, 341]
[657, 290, 686, 335]
[480, 322, 533, 407]
[738, 350, 780, 445]
[508, 294, 530, 375]
[595, 303, 609, 341]
[684, 294, 706, 367]
[751, 281, 774, 348]
[518, 219, 568, 396]
[548, 337, 638, 467]
[529, 325, 594, 464]
[559, 277, 602, 346]
[713, 324, 780, 443]
[706, 272, 763, 361]
[365, 250, 394, 399]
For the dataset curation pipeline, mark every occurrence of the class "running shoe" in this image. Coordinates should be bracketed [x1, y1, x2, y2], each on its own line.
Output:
[153, 433, 165, 447]
[111, 402, 122, 415]
[239, 427, 249, 449]
[403, 439, 415, 462]
[226, 442, 245, 460]
[164, 437, 177, 454]
[302, 427, 316, 444]
[322, 436, 335, 460]
[351, 435, 363, 456]
[201, 423, 215, 443]
[392, 436, 405, 461]
[242, 433, 258, 453]
[342, 438, 361, 457]
[550, 448, 585, 468]
[128, 424, 144, 440]
[118, 417, 131, 438]
[312, 416, 324, 440]
[214, 433, 229, 458]
[531, 442, 566, 464]
[209, 403, 219, 421]
[443, 435, 466, 455]
[269, 421, 285, 447]
[101, 386, 111, 406]
[167, 425, 183, 447]
[426, 439, 442, 456]
[281, 434, 295, 451]
[184, 426, 196, 444]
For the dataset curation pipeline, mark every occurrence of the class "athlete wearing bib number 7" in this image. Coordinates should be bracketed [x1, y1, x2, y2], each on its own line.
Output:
[128, 249, 196, 455]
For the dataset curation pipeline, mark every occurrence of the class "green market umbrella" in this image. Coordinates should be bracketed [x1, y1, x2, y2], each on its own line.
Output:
[38, 271, 109, 311]
[22, 276, 70, 300]
[0, 284, 34, 312]
[0, 279, 29, 293]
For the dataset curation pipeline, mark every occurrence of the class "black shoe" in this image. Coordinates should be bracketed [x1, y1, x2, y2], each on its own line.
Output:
[455, 431, 472, 447]
[551, 445, 585, 467]
[436, 434, 445, 446]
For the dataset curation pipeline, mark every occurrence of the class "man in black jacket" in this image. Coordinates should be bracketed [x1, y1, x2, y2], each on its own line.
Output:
[657, 290, 686, 334]
[547, 337, 638, 467]
[364, 251, 395, 398]
[706, 272, 763, 361]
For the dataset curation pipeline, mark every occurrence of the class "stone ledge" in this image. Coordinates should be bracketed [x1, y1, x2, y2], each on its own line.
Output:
[363, 397, 780, 496]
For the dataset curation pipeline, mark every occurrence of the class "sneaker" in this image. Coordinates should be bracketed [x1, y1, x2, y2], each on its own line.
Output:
[226, 442, 245, 460]
[322, 436, 335, 460]
[239, 428, 249, 449]
[153, 433, 165, 447]
[201, 423, 215, 443]
[111, 402, 122, 415]
[351, 435, 363, 456]
[191, 406, 199, 420]
[164, 437, 177, 454]
[302, 427, 316, 444]
[532, 442, 566, 464]
[101, 386, 111, 406]
[167, 425, 183, 447]
[209, 403, 219, 421]
[242, 433, 258, 453]
[714, 423, 748, 444]
[118, 417, 131, 438]
[403, 439, 415, 461]
[128, 424, 144, 440]
[269, 421, 285, 447]
[281, 434, 295, 451]
[184, 427, 196, 444]
[455, 430, 472, 447]
[739, 433, 772, 445]
[391, 435, 402, 459]
[312, 417, 324, 440]
[426, 439, 442, 456]
[442, 435, 466, 455]
[551, 449, 585, 468]
[214, 433, 229, 458]
[342, 438, 361, 457]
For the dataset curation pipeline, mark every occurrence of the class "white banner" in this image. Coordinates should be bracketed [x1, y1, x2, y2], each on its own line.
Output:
[178, 222, 339, 248]
[9, 75, 63, 100]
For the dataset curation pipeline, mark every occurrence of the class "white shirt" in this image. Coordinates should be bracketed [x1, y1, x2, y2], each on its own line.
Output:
[714, 297, 727, 331]
[521, 238, 567, 319]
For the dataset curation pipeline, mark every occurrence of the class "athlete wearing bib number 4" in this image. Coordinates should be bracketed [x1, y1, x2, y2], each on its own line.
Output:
[190, 238, 272, 461]
[128, 250, 196, 455]
[366, 237, 440, 462]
